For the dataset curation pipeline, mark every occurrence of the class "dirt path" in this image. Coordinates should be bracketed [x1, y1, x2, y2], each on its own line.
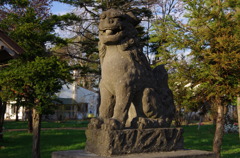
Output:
[4, 127, 87, 132]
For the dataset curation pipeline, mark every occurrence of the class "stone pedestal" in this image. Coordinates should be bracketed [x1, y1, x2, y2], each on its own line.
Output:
[52, 150, 216, 158]
[85, 128, 184, 157]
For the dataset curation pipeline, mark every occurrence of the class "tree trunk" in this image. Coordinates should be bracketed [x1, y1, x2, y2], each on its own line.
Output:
[0, 100, 6, 142]
[15, 98, 20, 122]
[28, 108, 33, 133]
[32, 108, 42, 158]
[213, 98, 224, 158]
[15, 104, 20, 122]
[237, 95, 240, 139]
[198, 115, 203, 130]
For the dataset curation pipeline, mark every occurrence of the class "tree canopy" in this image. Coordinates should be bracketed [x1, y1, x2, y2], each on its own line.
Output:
[151, 0, 240, 157]
[0, 0, 73, 157]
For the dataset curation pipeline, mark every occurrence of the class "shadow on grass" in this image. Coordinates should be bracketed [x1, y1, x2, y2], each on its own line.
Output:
[3, 120, 89, 129]
[0, 130, 86, 158]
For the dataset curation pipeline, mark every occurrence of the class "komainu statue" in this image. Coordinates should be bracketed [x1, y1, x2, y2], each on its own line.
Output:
[89, 9, 175, 129]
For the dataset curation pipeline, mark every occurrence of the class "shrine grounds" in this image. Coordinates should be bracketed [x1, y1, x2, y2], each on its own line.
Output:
[0, 121, 239, 158]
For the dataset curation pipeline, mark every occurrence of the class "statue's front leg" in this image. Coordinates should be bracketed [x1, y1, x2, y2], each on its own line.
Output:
[112, 85, 133, 127]
[89, 82, 115, 130]
[99, 82, 115, 119]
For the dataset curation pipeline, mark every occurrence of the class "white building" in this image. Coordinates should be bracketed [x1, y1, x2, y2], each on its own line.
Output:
[4, 84, 99, 120]
[54, 84, 99, 120]
[4, 101, 26, 120]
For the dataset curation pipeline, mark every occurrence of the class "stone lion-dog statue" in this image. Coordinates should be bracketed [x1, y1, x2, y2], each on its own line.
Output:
[89, 9, 175, 129]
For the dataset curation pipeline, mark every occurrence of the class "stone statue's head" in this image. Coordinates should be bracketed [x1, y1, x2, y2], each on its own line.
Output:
[99, 9, 140, 45]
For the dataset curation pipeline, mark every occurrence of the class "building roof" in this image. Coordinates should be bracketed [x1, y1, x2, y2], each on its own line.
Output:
[56, 84, 98, 105]
[0, 30, 24, 62]
[54, 98, 79, 105]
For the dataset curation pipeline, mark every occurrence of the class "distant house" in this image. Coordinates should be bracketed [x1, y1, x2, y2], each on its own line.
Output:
[0, 30, 24, 63]
[52, 83, 99, 120]
[5, 83, 99, 121]
[4, 101, 26, 120]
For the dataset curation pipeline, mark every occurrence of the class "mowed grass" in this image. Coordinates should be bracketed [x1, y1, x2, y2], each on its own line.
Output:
[0, 130, 86, 158]
[183, 125, 240, 158]
[0, 121, 239, 158]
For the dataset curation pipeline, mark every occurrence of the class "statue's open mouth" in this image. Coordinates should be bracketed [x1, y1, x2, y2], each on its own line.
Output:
[100, 28, 122, 36]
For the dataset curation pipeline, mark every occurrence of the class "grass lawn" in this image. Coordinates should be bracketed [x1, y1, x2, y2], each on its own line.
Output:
[0, 121, 239, 158]
[0, 130, 86, 158]
[183, 125, 240, 158]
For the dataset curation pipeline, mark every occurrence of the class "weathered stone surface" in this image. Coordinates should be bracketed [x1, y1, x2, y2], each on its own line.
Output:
[98, 8, 175, 128]
[52, 150, 216, 158]
[85, 128, 184, 157]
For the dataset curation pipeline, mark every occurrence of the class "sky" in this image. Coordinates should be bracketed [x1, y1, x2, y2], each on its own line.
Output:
[50, 2, 74, 15]
[50, 2, 76, 38]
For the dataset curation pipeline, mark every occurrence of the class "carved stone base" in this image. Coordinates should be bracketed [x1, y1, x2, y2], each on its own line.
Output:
[85, 128, 184, 157]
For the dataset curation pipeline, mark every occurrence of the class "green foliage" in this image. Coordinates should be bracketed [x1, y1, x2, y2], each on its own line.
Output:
[182, 0, 240, 102]
[0, 0, 76, 115]
[0, 56, 72, 114]
[0, 0, 80, 60]
[0, 9, 50, 59]
[151, 0, 240, 113]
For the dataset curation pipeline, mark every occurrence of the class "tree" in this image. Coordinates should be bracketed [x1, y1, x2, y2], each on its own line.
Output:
[152, 0, 240, 157]
[0, 57, 72, 158]
[183, 1, 239, 157]
[0, 0, 74, 157]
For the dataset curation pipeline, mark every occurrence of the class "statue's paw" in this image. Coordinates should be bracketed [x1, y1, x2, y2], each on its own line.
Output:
[156, 118, 170, 127]
[88, 118, 103, 129]
[138, 117, 153, 129]
[101, 118, 123, 130]
[131, 117, 149, 129]
[131, 117, 163, 129]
